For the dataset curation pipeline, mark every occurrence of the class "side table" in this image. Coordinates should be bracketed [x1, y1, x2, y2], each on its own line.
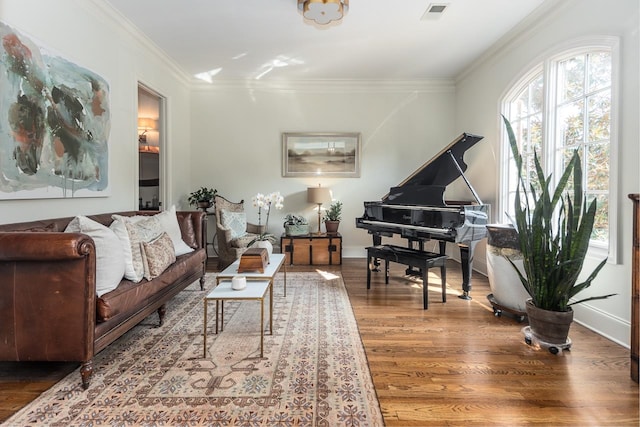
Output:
[281, 233, 342, 265]
[203, 279, 272, 358]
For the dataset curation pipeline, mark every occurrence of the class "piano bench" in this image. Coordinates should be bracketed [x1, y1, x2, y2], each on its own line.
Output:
[366, 244, 448, 309]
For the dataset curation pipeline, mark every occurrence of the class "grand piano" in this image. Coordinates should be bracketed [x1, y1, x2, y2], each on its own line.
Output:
[356, 132, 489, 299]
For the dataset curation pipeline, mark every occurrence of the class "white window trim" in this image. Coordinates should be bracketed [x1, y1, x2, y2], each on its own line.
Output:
[499, 36, 620, 264]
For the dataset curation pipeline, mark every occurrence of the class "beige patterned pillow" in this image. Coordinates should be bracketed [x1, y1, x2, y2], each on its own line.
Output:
[113, 214, 163, 282]
[141, 232, 176, 280]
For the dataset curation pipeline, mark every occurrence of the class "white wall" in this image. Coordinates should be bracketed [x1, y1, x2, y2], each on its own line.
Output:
[455, 0, 640, 346]
[190, 82, 457, 255]
[0, 0, 193, 223]
[2, 0, 636, 346]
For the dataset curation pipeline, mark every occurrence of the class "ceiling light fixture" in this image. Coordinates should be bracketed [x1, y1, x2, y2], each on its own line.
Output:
[298, 0, 349, 26]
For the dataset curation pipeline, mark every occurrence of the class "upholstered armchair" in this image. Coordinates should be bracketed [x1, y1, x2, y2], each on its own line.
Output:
[214, 195, 265, 269]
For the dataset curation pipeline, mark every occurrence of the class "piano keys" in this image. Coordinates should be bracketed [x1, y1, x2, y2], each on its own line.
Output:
[356, 132, 489, 299]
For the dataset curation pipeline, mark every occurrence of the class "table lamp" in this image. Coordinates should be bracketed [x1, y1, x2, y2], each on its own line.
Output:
[307, 184, 332, 235]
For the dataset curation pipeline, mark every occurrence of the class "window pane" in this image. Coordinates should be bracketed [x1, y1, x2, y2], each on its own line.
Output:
[530, 75, 544, 113]
[557, 100, 584, 147]
[587, 91, 611, 142]
[587, 143, 609, 191]
[558, 55, 585, 102]
[531, 114, 543, 154]
[511, 88, 529, 118]
[590, 194, 609, 242]
[588, 51, 612, 93]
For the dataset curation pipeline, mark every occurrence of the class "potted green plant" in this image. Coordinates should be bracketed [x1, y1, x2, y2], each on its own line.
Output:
[188, 187, 217, 210]
[283, 214, 309, 236]
[324, 201, 342, 234]
[503, 115, 614, 346]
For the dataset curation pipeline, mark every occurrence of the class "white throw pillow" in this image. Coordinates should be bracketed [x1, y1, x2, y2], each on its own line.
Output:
[110, 215, 151, 282]
[155, 205, 195, 256]
[112, 214, 163, 282]
[65, 215, 125, 296]
[221, 210, 247, 239]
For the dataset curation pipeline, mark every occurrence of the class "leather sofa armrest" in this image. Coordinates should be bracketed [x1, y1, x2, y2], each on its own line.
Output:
[176, 211, 206, 250]
[0, 232, 95, 260]
[0, 231, 96, 363]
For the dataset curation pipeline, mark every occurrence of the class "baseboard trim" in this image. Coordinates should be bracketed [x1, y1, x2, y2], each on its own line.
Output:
[572, 302, 631, 348]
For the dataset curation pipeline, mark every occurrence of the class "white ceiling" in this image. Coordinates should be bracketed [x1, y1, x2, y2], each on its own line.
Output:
[105, 0, 549, 82]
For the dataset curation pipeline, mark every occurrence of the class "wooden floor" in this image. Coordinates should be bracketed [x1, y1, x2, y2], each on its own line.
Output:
[1, 258, 638, 425]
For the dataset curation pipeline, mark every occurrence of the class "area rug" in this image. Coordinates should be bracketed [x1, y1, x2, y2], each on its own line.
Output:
[5, 272, 383, 427]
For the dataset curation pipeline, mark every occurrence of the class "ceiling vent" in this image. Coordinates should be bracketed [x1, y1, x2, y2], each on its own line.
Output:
[422, 3, 449, 20]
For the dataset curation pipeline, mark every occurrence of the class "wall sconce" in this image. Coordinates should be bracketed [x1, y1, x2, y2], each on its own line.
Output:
[137, 118, 157, 143]
[307, 184, 332, 235]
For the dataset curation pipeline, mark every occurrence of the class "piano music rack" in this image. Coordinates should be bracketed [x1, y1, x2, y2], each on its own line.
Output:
[366, 244, 448, 309]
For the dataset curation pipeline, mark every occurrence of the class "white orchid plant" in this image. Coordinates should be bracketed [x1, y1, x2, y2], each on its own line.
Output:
[250, 191, 284, 243]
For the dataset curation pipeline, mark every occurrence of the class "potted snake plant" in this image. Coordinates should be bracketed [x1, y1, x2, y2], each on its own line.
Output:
[503, 115, 614, 346]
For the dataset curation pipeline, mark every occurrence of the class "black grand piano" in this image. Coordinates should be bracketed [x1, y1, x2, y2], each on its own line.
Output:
[356, 132, 489, 299]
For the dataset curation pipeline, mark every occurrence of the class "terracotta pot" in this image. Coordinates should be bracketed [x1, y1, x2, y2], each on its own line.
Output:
[525, 299, 573, 344]
[325, 220, 340, 234]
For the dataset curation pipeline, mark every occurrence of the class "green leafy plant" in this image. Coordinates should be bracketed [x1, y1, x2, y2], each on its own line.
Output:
[283, 214, 308, 226]
[503, 115, 614, 312]
[188, 187, 217, 207]
[324, 201, 342, 222]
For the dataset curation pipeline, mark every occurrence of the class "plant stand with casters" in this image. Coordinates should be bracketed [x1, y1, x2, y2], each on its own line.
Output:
[487, 293, 527, 322]
[522, 326, 572, 355]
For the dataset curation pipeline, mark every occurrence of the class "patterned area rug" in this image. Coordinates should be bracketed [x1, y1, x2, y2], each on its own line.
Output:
[6, 272, 383, 426]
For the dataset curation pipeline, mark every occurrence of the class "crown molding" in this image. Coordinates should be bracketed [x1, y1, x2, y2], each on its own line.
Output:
[189, 78, 456, 94]
[89, 0, 191, 87]
[456, 0, 573, 84]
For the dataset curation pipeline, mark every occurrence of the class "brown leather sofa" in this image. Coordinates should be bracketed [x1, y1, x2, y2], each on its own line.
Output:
[0, 210, 207, 389]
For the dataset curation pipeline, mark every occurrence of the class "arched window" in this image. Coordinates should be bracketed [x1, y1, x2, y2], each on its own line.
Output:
[500, 38, 619, 262]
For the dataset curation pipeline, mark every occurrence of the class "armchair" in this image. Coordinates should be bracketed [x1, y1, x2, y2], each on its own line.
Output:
[214, 195, 265, 269]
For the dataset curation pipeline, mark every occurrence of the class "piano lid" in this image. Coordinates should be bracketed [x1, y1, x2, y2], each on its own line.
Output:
[383, 132, 484, 203]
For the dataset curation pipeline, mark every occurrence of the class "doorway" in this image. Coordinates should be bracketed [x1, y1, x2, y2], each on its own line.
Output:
[137, 85, 163, 210]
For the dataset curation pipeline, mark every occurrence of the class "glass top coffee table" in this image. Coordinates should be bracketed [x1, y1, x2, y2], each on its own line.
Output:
[203, 279, 272, 358]
[217, 253, 287, 297]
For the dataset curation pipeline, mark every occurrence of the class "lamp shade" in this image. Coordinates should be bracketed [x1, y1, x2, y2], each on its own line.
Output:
[307, 186, 331, 204]
[137, 117, 157, 130]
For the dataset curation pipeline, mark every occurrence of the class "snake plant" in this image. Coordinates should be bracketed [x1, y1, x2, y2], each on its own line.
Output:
[502, 115, 614, 312]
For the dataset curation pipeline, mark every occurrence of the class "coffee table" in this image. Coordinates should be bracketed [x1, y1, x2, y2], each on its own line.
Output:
[203, 279, 272, 358]
[217, 253, 287, 297]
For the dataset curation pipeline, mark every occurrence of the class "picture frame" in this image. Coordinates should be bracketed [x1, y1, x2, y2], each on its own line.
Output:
[282, 132, 361, 177]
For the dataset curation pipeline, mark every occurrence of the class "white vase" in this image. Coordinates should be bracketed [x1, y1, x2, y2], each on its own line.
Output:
[486, 224, 530, 313]
[252, 240, 273, 260]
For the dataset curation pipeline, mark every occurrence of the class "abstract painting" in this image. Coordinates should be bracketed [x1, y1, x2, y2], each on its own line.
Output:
[0, 21, 111, 199]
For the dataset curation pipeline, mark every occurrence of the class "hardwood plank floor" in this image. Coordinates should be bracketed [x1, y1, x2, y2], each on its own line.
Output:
[1, 258, 638, 426]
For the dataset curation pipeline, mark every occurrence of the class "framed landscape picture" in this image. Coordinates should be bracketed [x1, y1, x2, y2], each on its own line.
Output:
[282, 132, 361, 177]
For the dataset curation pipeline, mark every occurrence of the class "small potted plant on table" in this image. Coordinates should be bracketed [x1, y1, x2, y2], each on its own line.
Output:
[188, 187, 217, 210]
[324, 201, 342, 234]
[283, 214, 310, 236]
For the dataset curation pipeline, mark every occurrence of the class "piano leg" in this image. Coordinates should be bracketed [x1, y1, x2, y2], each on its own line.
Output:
[371, 234, 382, 271]
[457, 241, 477, 300]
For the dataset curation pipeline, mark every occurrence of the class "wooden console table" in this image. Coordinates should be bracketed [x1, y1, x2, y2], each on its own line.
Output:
[281, 233, 342, 265]
[366, 244, 447, 309]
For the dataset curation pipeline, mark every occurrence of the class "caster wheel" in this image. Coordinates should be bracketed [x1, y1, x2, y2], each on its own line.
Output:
[494, 310, 502, 317]
[549, 347, 559, 355]
[525, 336, 532, 345]
[517, 316, 525, 323]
